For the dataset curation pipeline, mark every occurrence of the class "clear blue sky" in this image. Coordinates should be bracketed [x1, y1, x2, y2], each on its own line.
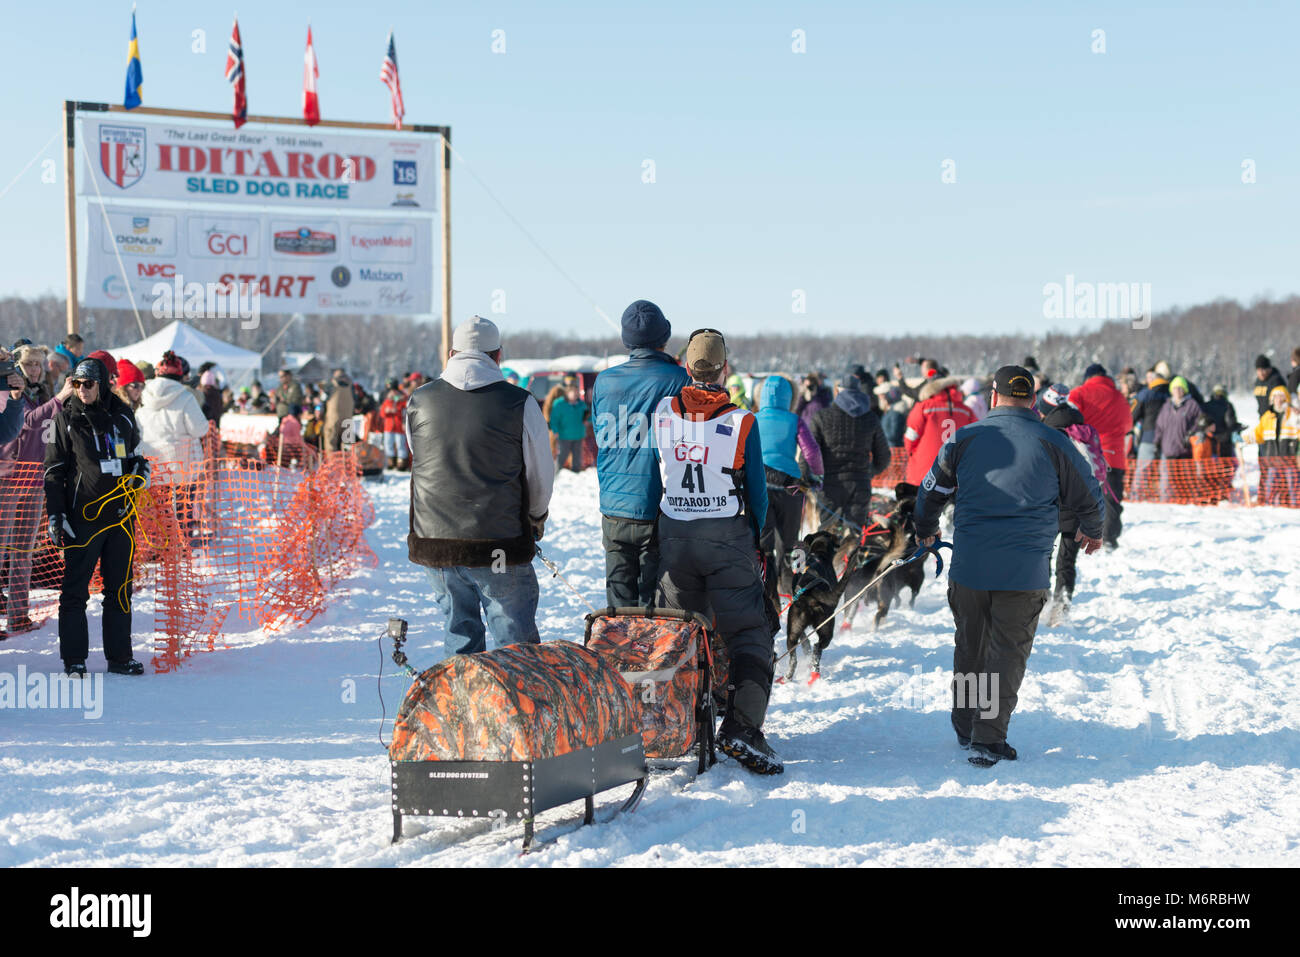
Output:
[2, 0, 1297, 340]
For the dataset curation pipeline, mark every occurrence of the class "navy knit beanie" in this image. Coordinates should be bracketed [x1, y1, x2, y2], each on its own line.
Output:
[620, 300, 671, 349]
[1084, 363, 1107, 379]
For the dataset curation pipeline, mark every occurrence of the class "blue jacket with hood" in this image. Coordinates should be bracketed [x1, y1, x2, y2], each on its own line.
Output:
[592, 348, 691, 520]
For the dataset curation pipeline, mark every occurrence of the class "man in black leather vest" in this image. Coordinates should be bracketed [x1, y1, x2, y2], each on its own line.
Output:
[406, 316, 555, 656]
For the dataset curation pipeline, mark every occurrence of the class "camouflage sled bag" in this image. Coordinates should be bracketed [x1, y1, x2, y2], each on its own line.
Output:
[584, 607, 724, 769]
[389, 640, 641, 762]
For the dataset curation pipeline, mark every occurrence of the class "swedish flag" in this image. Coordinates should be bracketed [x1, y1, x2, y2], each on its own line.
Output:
[124, 9, 143, 109]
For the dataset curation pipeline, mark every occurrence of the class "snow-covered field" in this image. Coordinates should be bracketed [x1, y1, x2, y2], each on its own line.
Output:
[2, 466, 1298, 867]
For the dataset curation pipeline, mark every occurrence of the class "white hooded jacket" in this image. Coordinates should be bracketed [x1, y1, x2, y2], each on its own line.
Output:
[136, 377, 210, 476]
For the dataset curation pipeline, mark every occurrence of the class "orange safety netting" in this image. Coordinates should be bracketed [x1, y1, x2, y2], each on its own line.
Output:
[0, 425, 376, 672]
[871, 447, 1300, 508]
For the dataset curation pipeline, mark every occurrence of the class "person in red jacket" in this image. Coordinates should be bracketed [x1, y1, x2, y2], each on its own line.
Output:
[903, 375, 977, 486]
[379, 380, 409, 470]
[1068, 364, 1130, 549]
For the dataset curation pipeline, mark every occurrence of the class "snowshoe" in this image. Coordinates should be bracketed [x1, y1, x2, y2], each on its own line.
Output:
[64, 661, 87, 678]
[968, 740, 1017, 767]
[717, 722, 784, 775]
[107, 659, 145, 676]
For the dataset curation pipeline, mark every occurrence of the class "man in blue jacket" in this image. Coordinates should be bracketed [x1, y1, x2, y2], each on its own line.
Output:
[914, 365, 1104, 767]
[591, 300, 691, 606]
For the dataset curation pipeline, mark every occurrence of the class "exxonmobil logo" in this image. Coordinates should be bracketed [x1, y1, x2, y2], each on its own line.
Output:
[673, 442, 709, 463]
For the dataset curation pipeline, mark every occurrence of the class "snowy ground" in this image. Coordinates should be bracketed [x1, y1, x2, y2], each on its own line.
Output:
[2, 466, 1298, 867]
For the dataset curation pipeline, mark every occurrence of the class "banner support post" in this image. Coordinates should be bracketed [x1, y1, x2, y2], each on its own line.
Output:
[64, 100, 79, 337]
[440, 128, 452, 369]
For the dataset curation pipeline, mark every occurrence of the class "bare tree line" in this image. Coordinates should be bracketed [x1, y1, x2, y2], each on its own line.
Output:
[3, 295, 1296, 394]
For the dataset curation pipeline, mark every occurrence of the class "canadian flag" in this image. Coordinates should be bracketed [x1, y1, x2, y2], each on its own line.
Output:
[302, 25, 320, 126]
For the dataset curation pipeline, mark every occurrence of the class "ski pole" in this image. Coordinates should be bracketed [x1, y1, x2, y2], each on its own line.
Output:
[535, 544, 599, 614]
[775, 539, 952, 664]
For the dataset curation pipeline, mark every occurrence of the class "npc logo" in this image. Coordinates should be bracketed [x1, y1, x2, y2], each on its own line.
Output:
[99, 125, 147, 189]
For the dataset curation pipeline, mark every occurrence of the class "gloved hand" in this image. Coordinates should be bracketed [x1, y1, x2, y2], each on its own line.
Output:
[530, 513, 546, 541]
[49, 513, 75, 548]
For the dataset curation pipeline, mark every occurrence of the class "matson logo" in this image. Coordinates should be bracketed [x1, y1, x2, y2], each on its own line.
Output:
[673, 442, 709, 463]
[358, 267, 403, 282]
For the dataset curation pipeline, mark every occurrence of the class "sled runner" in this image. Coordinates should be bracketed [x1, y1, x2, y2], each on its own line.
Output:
[388, 640, 647, 850]
[584, 606, 727, 774]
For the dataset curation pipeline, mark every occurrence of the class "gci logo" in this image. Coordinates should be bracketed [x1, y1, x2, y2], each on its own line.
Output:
[673, 442, 709, 463]
[206, 228, 250, 255]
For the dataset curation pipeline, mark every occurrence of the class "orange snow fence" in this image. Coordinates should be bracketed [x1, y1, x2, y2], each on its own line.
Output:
[0, 424, 376, 672]
[871, 447, 1299, 508]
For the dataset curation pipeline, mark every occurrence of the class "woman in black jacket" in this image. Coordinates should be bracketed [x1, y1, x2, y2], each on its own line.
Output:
[43, 358, 149, 676]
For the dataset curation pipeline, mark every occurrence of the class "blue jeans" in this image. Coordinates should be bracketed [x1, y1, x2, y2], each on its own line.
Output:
[425, 563, 540, 657]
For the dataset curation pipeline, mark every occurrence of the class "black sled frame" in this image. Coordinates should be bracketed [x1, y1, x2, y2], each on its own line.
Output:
[390, 733, 648, 851]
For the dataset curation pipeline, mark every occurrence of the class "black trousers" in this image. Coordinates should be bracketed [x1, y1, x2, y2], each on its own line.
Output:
[1054, 533, 1081, 599]
[947, 581, 1048, 745]
[1104, 467, 1124, 545]
[656, 514, 776, 730]
[601, 515, 659, 607]
[818, 476, 872, 530]
[59, 519, 135, 665]
[760, 485, 804, 596]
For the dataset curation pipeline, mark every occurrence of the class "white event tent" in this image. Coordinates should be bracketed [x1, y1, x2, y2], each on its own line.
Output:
[110, 320, 263, 390]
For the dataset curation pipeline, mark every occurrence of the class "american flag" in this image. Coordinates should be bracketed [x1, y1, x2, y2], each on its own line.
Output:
[225, 18, 247, 129]
[380, 31, 404, 129]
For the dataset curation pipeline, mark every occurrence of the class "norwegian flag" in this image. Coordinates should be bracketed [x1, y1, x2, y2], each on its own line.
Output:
[303, 25, 320, 126]
[225, 17, 247, 129]
[380, 31, 404, 130]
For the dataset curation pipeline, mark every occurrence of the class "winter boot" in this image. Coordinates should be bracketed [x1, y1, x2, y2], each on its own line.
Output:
[717, 722, 784, 775]
[64, 661, 87, 678]
[6, 615, 37, 634]
[107, 659, 145, 676]
[397, 458, 410, 472]
[969, 740, 1017, 768]
[1049, 588, 1071, 627]
[386, 456, 397, 470]
[717, 654, 783, 774]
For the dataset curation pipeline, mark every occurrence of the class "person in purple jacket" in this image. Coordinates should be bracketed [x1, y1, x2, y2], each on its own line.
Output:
[794, 372, 833, 428]
[1153, 376, 1202, 502]
[2, 345, 74, 635]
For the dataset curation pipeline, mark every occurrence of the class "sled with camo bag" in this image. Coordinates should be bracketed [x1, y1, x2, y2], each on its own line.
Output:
[387, 630, 647, 850]
[584, 606, 728, 773]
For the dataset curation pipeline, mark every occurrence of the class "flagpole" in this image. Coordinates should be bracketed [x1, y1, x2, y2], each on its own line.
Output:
[63, 100, 79, 336]
[441, 128, 452, 369]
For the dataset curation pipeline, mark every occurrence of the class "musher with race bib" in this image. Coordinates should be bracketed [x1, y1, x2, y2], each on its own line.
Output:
[652, 329, 782, 774]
